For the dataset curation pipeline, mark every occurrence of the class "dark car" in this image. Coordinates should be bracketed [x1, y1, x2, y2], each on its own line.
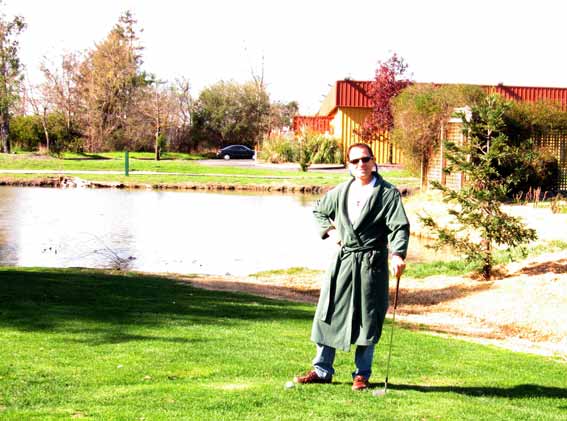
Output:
[216, 145, 256, 160]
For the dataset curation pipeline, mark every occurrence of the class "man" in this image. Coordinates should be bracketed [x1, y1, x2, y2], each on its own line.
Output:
[294, 143, 410, 391]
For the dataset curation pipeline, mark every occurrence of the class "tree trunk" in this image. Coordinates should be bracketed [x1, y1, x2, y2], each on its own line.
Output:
[42, 107, 50, 153]
[420, 155, 428, 190]
[1, 111, 10, 154]
[154, 130, 160, 161]
[481, 240, 492, 281]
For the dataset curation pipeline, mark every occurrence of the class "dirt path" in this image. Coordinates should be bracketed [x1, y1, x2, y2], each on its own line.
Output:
[177, 249, 567, 360]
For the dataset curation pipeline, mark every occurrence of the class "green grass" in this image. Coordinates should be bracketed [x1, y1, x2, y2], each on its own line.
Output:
[405, 240, 567, 279]
[0, 152, 419, 188]
[0, 267, 565, 420]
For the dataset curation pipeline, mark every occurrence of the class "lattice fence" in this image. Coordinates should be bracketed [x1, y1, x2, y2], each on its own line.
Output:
[427, 127, 567, 192]
[535, 131, 567, 192]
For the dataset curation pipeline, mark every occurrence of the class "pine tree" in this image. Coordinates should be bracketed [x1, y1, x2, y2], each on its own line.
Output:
[420, 94, 537, 280]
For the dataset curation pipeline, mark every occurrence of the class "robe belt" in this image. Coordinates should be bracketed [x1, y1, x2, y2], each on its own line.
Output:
[320, 244, 380, 322]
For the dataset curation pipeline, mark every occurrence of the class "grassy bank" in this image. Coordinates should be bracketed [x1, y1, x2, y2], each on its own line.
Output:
[0, 267, 565, 420]
[0, 152, 419, 189]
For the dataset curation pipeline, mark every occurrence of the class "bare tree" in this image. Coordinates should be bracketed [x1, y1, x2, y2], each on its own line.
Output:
[40, 52, 82, 140]
[168, 77, 193, 152]
[24, 78, 51, 152]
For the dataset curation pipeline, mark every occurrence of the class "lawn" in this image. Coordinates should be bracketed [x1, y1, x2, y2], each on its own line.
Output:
[0, 268, 565, 420]
[0, 152, 419, 189]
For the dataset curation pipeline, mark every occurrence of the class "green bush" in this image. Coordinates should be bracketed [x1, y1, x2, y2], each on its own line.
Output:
[258, 133, 295, 163]
[259, 130, 342, 170]
[518, 149, 559, 194]
[310, 134, 343, 164]
[296, 129, 342, 171]
[9, 115, 43, 151]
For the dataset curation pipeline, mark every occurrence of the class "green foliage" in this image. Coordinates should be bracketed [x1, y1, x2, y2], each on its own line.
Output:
[310, 134, 343, 164]
[0, 10, 26, 153]
[391, 84, 486, 176]
[8, 115, 43, 151]
[420, 95, 538, 280]
[8, 112, 82, 155]
[259, 130, 342, 170]
[505, 100, 567, 139]
[505, 146, 560, 194]
[500, 100, 567, 194]
[258, 133, 296, 163]
[295, 129, 342, 171]
[192, 80, 271, 149]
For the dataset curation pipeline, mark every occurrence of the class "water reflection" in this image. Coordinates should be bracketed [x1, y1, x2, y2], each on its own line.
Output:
[0, 186, 448, 276]
[0, 187, 337, 275]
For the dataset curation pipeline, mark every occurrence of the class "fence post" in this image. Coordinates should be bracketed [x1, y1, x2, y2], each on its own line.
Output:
[124, 151, 129, 176]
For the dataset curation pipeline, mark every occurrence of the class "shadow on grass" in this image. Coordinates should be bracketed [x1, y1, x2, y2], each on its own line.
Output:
[64, 153, 112, 161]
[0, 268, 313, 334]
[389, 383, 567, 399]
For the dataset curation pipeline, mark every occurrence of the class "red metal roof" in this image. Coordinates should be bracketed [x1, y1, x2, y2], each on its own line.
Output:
[484, 84, 567, 106]
[318, 81, 567, 116]
[292, 116, 333, 133]
[336, 80, 373, 108]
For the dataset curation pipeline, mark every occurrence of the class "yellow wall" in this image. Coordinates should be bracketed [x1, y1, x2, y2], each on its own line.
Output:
[335, 107, 402, 164]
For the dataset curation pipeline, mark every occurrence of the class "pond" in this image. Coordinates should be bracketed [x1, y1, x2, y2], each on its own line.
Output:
[0, 186, 442, 276]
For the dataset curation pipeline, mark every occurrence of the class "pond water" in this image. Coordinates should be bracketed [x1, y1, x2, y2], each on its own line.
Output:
[0, 186, 441, 276]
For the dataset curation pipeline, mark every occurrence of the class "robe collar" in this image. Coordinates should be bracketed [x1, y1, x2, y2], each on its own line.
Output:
[341, 172, 383, 234]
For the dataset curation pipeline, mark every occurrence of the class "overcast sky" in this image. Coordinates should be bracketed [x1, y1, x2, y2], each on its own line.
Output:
[4, 0, 567, 114]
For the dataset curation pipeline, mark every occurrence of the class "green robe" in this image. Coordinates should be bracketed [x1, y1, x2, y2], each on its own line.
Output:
[311, 173, 410, 351]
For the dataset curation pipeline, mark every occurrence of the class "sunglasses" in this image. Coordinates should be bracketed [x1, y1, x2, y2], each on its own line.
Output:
[349, 156, 373, 165]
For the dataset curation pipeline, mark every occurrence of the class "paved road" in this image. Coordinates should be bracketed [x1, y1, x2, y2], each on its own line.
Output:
[199, 159, 346, 172]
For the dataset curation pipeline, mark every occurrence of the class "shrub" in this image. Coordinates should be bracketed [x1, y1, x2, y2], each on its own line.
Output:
[9, 115, 43, 151]
[296, 129, 342, 171]
[258, 133, 295, 163]
[391, 84, 485, 177]
[259, 130, 342, 170]
[310, 135, 343, 164]
[512, 149, 559, 195]
[420, 95, 537, 280]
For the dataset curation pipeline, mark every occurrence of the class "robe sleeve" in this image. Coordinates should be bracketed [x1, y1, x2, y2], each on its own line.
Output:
[313, 186, 340, 239]
[384, 189, 410, 259]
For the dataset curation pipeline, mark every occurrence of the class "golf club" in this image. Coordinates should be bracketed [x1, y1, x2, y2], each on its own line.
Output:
[373, 273, 401, 397]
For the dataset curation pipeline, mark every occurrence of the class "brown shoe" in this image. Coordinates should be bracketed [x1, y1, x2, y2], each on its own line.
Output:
[294, 370, 332, 384]
[352, 375, 369, 391]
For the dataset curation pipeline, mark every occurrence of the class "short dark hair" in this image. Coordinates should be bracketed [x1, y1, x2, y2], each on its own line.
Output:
[347, 143, 373, 158]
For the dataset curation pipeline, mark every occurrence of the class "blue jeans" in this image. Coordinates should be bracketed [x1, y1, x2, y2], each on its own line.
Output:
[312, 343, 375, 380]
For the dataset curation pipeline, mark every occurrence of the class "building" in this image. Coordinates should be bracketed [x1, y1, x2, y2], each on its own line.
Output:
[294, 80, 567, 190]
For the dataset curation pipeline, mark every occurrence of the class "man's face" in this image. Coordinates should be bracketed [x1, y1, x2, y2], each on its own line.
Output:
[348, 146, 374, 182]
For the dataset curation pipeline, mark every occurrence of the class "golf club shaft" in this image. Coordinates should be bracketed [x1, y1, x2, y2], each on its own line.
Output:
[383, 274, 401, 392]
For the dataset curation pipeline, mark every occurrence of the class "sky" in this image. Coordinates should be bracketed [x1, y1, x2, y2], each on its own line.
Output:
[4, 0, 567, 114]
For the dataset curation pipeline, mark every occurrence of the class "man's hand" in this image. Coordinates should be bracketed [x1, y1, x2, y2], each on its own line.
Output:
[390, 254, 406, 278]
[326, 228, 341, 245]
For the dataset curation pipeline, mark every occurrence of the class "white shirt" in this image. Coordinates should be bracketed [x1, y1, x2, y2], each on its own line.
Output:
[347, 176, 376, 224]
